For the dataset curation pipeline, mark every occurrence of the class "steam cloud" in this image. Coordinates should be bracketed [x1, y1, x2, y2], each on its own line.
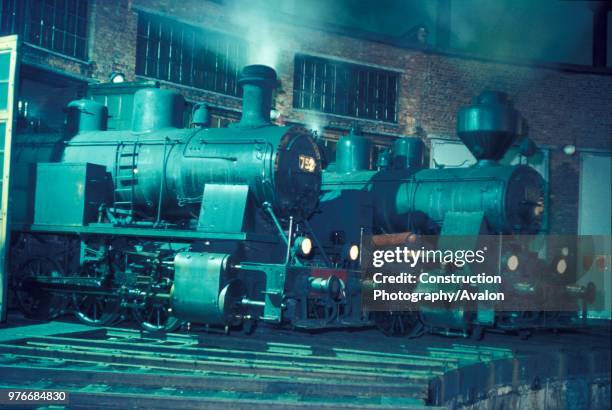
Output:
[225, 0, 312, 69]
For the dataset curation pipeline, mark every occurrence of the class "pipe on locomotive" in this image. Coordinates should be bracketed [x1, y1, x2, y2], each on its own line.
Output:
[237, 64, 276, 127]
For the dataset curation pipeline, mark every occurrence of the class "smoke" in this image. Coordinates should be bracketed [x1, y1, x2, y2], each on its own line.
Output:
[231, 10, 281, 68]
[221, 0, 590, 70]
[446, 0, 592, 65]
[224, 0, 395, 69]
[303, 111, 324, 135]
[225, 0, 313, 69]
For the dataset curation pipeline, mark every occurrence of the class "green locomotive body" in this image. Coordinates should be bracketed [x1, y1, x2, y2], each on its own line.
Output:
[10, 65, 366, 332]
[310, 92, 593, 337]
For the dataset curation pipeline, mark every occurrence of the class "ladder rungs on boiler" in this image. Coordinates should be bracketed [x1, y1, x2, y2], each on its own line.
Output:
[112, 142, 139, 221]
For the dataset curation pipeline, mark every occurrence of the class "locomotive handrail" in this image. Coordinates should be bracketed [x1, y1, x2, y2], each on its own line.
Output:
[285, 216, 294, 264]
[261, 142, 274, 196]
[183, 138, 273, 160]
[154, 137, 170, 226]
[195, 139, 269, 144]
[263, 202, 288, 246]
[303, 219, 332, 268]
[323, 174, 513, 185]
[188, 155, 238, 161]
[64, 140, 182, 146]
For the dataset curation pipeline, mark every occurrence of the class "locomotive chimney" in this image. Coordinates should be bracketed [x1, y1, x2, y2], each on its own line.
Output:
[238, 65, 277, 128]
[456, 91, 525, 165]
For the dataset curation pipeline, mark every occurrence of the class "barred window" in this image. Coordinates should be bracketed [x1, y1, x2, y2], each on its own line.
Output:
[136, 12, 246, 97]
[0, 0, 88, 60]
[293, 55, 398, 123]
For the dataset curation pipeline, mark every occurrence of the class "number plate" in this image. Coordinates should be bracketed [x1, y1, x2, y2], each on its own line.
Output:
[299, 155, 316, 173]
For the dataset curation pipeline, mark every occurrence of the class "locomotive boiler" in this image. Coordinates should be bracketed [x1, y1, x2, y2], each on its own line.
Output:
[310, 91, 594, 337]
[62, 66, 320, 222]
[10, 65, 366, 332]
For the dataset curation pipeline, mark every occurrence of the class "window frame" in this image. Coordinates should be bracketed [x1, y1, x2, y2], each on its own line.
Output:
[135, 12, 246, 98]
[0, 0, 89, 61]
[293, 54, 400, 123]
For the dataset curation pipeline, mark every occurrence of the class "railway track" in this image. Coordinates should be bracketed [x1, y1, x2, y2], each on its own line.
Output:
[0, 318, 609, 409]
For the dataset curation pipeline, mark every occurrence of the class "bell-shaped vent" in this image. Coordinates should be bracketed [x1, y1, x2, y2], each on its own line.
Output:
[456, 91, 524, 162]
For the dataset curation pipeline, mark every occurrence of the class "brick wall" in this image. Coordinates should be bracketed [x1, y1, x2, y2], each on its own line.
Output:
[88, 0, 139, 82]
[18, 0, 612, 233]
[409, 54, 612, 234]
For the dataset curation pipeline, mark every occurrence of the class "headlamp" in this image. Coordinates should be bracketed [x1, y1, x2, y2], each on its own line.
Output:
[348, 244, 359, 261]
[295, 236, 313, 257]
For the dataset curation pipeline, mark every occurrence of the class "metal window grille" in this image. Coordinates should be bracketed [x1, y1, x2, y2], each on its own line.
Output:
[136, 12, 246, 97]
[293, 54, 399, 123]
[0, 0, 88, 60]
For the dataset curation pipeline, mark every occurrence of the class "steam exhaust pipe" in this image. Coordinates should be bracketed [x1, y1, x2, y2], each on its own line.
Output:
[237, 64, 277, 128]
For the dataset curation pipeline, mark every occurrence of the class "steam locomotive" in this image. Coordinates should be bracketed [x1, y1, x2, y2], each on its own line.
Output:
[310, 91, 594, 337]
[8, 64, 594, 337]
[10, 65, 365, 332]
